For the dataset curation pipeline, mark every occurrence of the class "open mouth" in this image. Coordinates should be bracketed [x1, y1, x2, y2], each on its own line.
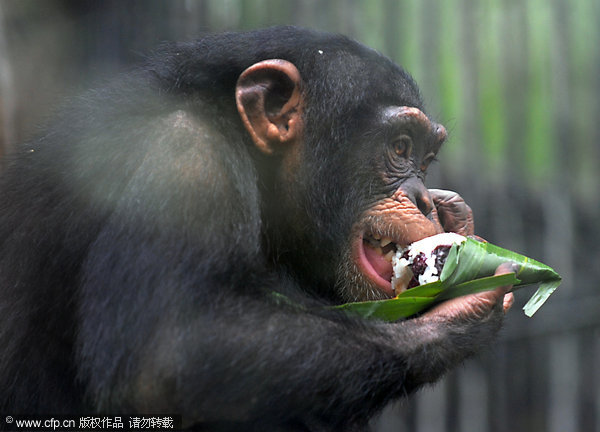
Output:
[355, 232, 401, 297]
[355, 231, 467, 299]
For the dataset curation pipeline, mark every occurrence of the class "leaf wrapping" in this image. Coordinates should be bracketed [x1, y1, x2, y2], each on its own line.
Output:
[336, 237, 561, 321]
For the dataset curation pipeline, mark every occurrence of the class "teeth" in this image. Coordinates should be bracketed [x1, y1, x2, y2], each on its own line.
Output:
[374, 247, 383, 255]
[384, 249, 395, 262]
[366, 237, 379, 247]
[364, 233, 398, 253]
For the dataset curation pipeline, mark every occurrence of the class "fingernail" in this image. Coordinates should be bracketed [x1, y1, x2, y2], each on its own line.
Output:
[510, 263, 520, 274]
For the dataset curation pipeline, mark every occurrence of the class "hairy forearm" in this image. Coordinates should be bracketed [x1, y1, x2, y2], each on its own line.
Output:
[111, 294, 502, 426]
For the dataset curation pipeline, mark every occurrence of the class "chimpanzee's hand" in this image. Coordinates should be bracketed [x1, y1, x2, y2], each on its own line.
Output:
[389, 263, 515, 394]
[429, 189, 474, 236]
[428, 189, 514, 320]
[423, 262, 516, 322]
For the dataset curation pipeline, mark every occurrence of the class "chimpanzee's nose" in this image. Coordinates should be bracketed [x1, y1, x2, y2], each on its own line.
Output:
[400, 178, 433, 217]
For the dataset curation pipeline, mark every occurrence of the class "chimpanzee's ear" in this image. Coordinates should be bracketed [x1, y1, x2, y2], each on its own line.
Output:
[236, 59, 303, 155]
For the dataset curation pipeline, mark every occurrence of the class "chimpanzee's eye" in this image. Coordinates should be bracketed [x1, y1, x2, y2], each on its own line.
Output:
[392, 135, 412, 158]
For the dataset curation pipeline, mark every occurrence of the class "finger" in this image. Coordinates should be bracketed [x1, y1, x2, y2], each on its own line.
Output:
[429, 189, 470, 210]
[503, 293, 515, 313]
[468, 234, 487, 243]
[428, 189, 474, 236]
[494, 263, 518, 314]
[473, 262, 518, 308]
[425, 261, 518, 320]
[494, 262, 519, 292]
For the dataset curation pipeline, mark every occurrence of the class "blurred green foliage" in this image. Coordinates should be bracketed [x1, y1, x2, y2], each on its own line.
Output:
[206, 0, 598, 201]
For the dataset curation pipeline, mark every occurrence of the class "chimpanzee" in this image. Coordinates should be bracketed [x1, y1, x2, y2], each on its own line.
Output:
[0, 26, 514, 431]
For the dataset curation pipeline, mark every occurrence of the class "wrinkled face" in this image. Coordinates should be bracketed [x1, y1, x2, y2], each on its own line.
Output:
[335, 106, 448, 302]
[234, 56, 450, 303]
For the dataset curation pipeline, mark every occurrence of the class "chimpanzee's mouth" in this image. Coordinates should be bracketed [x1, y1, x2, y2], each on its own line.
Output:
[354, 233, 402, 297]
[356, 231, 468, 299]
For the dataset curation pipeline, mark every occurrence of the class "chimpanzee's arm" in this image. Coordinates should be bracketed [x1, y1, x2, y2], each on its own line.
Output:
[79, 238, 509, 430]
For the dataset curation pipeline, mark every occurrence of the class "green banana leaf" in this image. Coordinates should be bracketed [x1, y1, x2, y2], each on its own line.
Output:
[336, 237, 561, 321]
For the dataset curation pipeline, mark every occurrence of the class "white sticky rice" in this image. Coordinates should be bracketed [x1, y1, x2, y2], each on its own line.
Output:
[391, 233, 466, 293]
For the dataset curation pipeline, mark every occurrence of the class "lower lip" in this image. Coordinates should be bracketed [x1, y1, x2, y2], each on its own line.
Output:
[353, 234, 395, 297]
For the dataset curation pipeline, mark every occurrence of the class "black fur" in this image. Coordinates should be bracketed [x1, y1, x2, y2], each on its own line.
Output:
[0, 27, 503, 431]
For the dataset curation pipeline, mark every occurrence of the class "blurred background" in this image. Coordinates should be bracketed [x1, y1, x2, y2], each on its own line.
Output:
[0, 1, 598, 431]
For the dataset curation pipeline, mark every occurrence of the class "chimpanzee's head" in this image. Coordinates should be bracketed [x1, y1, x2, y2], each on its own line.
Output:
[235, 29, 447, 302]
